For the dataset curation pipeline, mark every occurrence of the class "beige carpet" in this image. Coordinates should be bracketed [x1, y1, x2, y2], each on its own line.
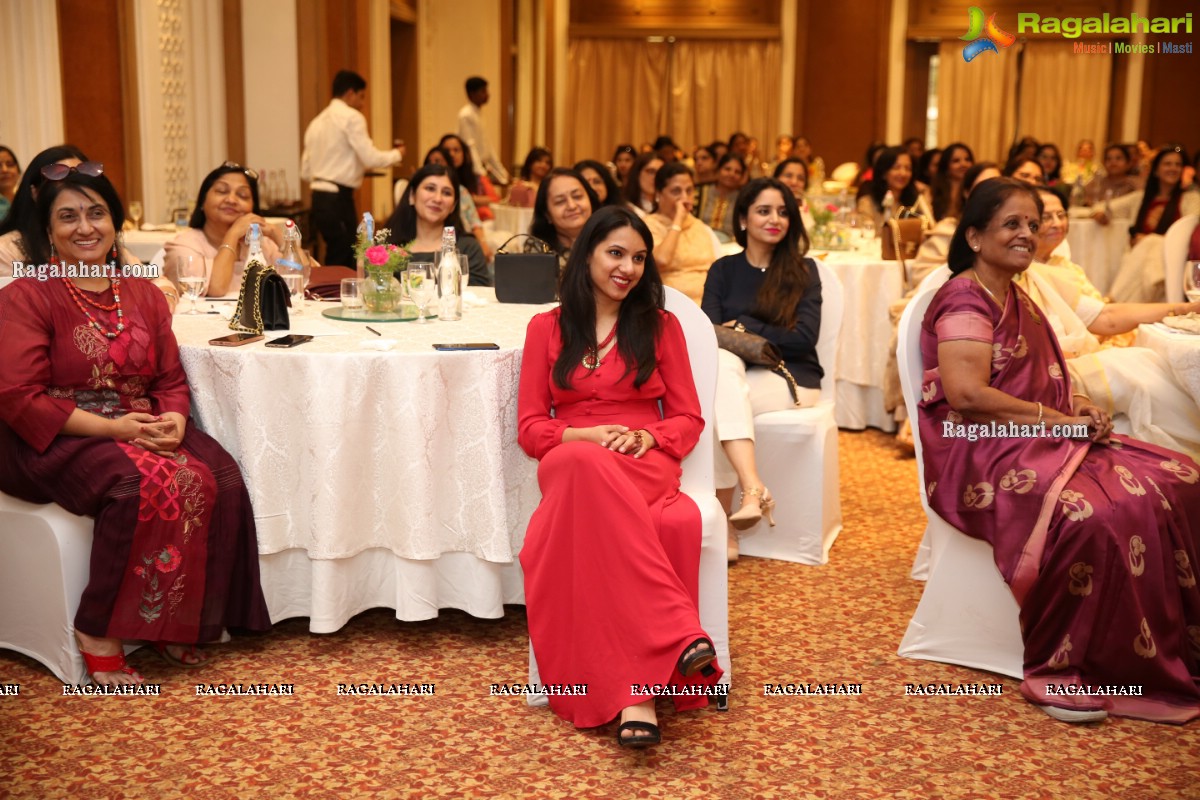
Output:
[1, 430, 1198, 799]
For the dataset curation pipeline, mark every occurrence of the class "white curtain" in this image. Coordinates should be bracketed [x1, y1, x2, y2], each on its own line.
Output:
[936, 41, 1019, 163]
[1017, 41, 1112, 161]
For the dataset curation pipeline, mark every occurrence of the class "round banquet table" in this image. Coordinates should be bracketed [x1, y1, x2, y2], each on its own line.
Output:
[1136, 321, 1200, 410]
[171, 290, 550, 631]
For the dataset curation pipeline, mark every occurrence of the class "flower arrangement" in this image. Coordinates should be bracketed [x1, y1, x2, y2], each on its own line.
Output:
[810, 203, 840, 230]
[354, 227, 410, 276]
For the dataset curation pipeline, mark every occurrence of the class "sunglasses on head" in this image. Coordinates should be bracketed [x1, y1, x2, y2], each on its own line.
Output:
[40, 161, 104, 181]
[222, 161, 259, 181]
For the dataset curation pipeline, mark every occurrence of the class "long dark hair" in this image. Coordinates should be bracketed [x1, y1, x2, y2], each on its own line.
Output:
[917, 147, 941, 186]
[931, 142, 974, 220]
[438, 134, 480, 195]
[25, 170, 126, 266]
[520, 147, 552, 181]
[386, 164, 467, 243]
[189, 164, 262, 229]
[553, 206, 663, 390]
[960, 162, 999, 199]
[1132, 146, 1192, 237]
[1002, 157, 1044, 183]
[734, 178, 812, 327]
[1036, 143, 1063, 184]
[0, 144, 88, 236]
[572, 159, 620, 207]
[621, 152, 661, 207]
[529, 168, 599, 251]
[772, 157, 808, 191]
[948, 177, 1042, 275]
[869, 147, 918, 210]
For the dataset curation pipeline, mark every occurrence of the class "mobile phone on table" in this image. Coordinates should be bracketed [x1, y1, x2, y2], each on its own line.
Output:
[209, 333, 263, 347]
[432, 343, 499, 351]
[265, 334, 314, 348]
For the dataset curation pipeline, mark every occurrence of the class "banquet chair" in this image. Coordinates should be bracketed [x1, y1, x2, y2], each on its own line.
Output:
[527, 286, 732, 709]
[0, 493, 95, 685]
[894, 285, 1024, 680]
[736, 260, 843, 565]
[908, 265, 950, 579]
[1163, 214, 1199, 304]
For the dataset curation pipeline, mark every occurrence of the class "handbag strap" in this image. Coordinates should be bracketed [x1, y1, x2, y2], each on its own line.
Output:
[770, 360, 803, 406]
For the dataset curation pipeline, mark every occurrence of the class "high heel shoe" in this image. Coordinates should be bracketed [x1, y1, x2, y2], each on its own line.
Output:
[727, 529, 739, 563]
[676, 637, 716, 678]
[728, 487, 775, 530]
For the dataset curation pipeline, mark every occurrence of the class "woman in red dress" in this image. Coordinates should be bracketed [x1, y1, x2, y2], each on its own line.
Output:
[0, 167, 270, 686]
[518, 205, 723, 747]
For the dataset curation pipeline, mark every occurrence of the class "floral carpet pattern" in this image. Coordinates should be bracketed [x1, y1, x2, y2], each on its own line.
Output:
[1, 430, 1197, 799]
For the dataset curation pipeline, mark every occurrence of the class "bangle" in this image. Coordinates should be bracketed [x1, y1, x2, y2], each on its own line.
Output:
[670, 224, 682, 233]
[218, 244, 237, 256]
[1035, 401, 1044, 426]
[161, 290, 179, 301]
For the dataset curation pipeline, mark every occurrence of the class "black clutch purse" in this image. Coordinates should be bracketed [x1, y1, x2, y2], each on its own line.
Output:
[229, 260, 290, 333]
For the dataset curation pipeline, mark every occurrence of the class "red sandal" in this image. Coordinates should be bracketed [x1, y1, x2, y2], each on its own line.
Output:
[154, 642, 213, 669]
[80, 651, 143, 684]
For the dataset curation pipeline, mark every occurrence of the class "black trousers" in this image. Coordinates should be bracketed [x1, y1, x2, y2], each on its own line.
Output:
[311, 186, 357, 267]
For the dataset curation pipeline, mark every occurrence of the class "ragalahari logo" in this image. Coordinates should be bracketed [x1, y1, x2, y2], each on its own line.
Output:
[961, 7, 1017, 61]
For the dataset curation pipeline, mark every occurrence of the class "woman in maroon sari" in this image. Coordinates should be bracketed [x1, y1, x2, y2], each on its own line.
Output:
[0, 168, 269, 686]
[518, 206, 723, 747]
[918, 177, 1200, 723]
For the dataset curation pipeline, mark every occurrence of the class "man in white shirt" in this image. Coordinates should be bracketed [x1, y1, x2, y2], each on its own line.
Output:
[301, 70, 404, 266]
[456, 76, 509, 186]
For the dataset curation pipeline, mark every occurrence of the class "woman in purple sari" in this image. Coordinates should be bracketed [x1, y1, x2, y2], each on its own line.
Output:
[918, 177, 1200, 724]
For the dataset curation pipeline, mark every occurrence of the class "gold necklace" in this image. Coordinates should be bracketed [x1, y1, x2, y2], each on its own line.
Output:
[973, 270, 1005, 306]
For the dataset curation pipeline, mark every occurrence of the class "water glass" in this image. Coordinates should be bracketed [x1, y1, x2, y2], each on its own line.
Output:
[1186, 261, 1200, 303]
[281, 273, 304, 313]
[179, 255, 205, 314]
[406, 262, 436, 323]
[340, 278, 365, 311]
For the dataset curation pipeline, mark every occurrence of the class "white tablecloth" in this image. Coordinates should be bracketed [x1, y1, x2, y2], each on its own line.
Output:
[171, 290, 550, 629]
[1066, 215, 1128, 297]
[123, 228, 175, 262]
[1135, 322, 1200, 409]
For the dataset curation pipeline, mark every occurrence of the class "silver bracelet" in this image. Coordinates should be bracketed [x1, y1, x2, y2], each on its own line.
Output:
[218, 243, 237, 256]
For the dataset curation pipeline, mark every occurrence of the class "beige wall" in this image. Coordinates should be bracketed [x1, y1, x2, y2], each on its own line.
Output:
[242, 0, 302, 203]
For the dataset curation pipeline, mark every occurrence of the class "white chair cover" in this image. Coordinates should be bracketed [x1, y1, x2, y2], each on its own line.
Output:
[527, 286, 731, 707]
[1163, 214, 1198, 304]
[894, 284, 1024, 679]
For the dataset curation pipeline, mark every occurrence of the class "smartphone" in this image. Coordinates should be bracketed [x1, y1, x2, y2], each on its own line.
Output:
[265, 334, 314, 348]
[209, 333, 263, 347]
[432, 343, 500, 351]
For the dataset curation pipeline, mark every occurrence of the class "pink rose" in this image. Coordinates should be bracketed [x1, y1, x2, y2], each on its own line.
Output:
[365, 245, 390, 266]
[825, 204, 839, 213]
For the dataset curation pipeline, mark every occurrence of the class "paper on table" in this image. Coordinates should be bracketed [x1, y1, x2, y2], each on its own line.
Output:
[359, 338, 397, 351]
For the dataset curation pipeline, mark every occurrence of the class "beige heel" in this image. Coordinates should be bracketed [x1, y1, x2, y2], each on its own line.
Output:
[729, 486, 769, 530]
[761, 490, 776, 527]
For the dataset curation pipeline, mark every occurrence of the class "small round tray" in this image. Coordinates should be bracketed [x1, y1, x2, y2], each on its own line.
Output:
[321, 305, 436, 323]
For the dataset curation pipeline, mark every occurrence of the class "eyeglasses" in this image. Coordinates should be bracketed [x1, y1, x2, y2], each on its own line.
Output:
[222, 161, 259, 181]
[40, 161, 104, 181]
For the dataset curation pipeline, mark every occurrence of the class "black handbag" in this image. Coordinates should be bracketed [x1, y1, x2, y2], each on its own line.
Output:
[229, 260, 290, 333]
[494, 234, 559, 304]
[713, 324, 803, 405]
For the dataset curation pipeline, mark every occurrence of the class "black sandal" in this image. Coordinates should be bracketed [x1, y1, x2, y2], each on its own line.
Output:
[677, 637, 716, 678]
[617, 720, 662, 748]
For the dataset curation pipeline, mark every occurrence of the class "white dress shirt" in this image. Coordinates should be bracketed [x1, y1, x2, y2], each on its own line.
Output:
[457, 102, 509, 184]
[301, 98, 402, 192]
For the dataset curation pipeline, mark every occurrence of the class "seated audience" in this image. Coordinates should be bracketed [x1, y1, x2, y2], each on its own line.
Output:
[1036, 143, 1066, 197]
[643, 162, 720, 304]
[1003, 157, 1045, 186]
[396, 146, 491, 262]
[507, 147, 553, 208]
[572, 159, 621, 209]
[0, 145, 19, 222]
[0, 167, 270, 686]
[856, 147, 930, 229]
[1060, 139, 1099, 186]
[1083, 143, 1142, 207]
[164, 163, 296, 297]
[692, 145, 718, 187]
[621, 153, 663, 216]
[772, 157, 816, 232]
[917, 177, 1200, 724]
[771, 135, 793, 170]
[1100, 147, 1200, 302]
[611, 144, 637, 186]
[931, 143, 975, 221]
[523, 167, 599, 271]
[385, 164, 490, 286]
[702, 178, 823, 561]
[697, 153, 746, 242]
[790, 135, 824, 187]
[517, 205, 723, 747]
[917, 148, 941, 188]
[1007, 136, 1039, 164]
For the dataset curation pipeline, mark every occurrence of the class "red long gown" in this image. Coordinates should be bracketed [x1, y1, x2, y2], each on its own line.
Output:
[518, 308, 723, 728]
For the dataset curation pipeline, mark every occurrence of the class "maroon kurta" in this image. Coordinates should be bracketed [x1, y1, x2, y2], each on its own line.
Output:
[518, 308, 723, 728]
[919, 278, 1200, 722]
[0, 278, 269, 643]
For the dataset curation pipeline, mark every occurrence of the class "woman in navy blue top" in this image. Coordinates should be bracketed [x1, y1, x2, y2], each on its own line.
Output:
[701, 177, 823, 560]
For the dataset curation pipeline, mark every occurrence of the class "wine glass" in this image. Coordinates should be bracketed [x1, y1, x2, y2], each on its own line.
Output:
[1186, 260, 1200, 303]
[406, 263, 435, 324]
[127, 201, 143, 231]
[179, 255, 205, 314]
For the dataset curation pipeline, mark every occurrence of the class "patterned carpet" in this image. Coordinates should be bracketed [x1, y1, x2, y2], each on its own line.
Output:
[2, 430, 1198, 800]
